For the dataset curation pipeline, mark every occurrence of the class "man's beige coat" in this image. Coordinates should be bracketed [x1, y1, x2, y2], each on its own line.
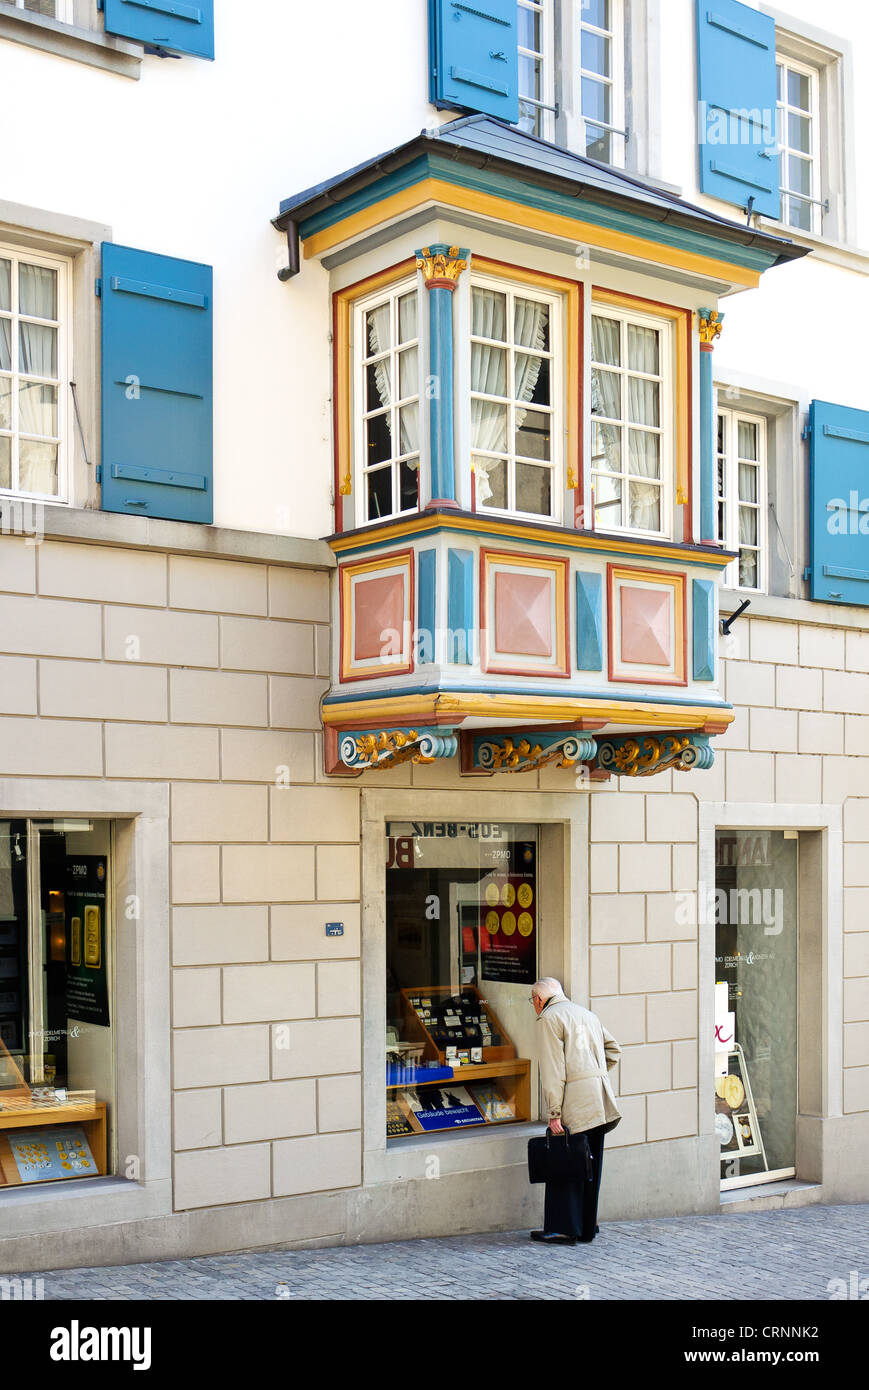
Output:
[537, 992, 622, 1133]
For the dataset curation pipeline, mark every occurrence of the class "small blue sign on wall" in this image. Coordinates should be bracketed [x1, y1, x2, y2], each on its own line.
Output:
[325, 922, 344, 937]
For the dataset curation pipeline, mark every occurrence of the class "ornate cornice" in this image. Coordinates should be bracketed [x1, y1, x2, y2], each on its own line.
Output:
[339, 727, 458, 770]
[596, 733, 713, 776]
[698, 307, 724, 346]
[415, 243, 469, 290]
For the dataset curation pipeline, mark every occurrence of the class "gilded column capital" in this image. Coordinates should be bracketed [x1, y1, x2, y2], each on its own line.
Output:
[415, 243, 469, 291]
[698, 307, 725, 347]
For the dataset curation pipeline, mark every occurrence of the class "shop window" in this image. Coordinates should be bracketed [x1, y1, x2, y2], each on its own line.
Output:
[0, 819, 114, 1188]
[385, 822, 539, 1139]
[353, 279, 420, 525]
[714, 829, 798, 1189]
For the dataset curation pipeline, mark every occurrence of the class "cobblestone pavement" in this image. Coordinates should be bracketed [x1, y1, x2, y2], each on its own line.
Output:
[23, 1203, 869, 1301]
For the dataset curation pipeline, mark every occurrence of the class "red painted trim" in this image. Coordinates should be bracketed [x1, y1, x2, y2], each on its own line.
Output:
[337, 547, 416, 684]
[606, 562, 688, 687]
[684, 307, 694, 544]
[575, 280, 585, 530]
[323, 725, 363, 777]
[480, 547, 571, 679]
[331, 293, 343, 534]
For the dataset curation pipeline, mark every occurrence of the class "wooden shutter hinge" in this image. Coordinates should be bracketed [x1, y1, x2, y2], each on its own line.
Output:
[95, 278, 102, 298]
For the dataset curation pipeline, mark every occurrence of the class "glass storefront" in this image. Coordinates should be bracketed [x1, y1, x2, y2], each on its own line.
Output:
[0, 819, 114, 1187]
[385, 821, 539, 1138]
[714, 829, 798, 1186]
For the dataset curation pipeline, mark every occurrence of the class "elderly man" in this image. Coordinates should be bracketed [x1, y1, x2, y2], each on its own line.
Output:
[531, 977, 621, 1246]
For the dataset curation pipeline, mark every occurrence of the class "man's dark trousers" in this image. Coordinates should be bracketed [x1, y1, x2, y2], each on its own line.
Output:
[542, 1123, 607, 1240]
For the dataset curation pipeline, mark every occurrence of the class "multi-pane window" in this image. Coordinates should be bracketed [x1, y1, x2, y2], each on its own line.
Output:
[590, 308, 668, 535]
[470, 279, 559, 520]
[0, 247, 67, 501]
[13, 0, 73, 17]
[580, 0, 624, 164]
[517, 0, 555, 142]
[717, 409, 766, 591]
[355, 284, 420, 523]
[776, 58, 819, 233]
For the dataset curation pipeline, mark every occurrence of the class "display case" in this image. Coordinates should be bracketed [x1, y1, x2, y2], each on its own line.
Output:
[386, 985, 531, 1137]
[0, 1046, 107, 1185]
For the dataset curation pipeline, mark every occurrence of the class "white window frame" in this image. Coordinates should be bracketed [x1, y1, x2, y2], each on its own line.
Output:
[0, 240, 72, 506]
[12, 0, 74, 20]
[717, 406, 768, 594]
[517, 0, 556, 143]
[578, 0, 626, 167]
[776, 54, 822, 236]
[588, 302, 673, 540]
[468, 272, 563, 526]
[352, 278, 421, 529]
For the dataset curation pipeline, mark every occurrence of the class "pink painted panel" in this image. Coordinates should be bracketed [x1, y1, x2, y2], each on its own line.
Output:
[494, 570, 553, 658]
[353, 572, 405, 662]
[619, 584, 672, 667]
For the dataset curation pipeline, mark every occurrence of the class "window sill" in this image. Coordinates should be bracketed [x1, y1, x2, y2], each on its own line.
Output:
[0, 3, 142, 78]
[754, 218, 869, 276]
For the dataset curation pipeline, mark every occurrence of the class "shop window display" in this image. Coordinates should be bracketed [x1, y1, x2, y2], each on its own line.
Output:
[0, 819, 114, 1187]
[714, 829, 798, 1186]
[386, 822, 539, 1139]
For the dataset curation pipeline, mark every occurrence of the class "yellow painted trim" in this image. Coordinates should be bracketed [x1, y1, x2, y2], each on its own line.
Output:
[305, 178, 761, 288]
[609, 563, 686, 685]
[333, 259, 418, 506]
[328, 510, 733, 570]
[322, 689, 734, 730]
[591, 287, 692, 510]
[473, 258, 581, 496]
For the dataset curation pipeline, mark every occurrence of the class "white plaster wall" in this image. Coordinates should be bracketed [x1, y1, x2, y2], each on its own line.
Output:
[658, 0, 869, 410]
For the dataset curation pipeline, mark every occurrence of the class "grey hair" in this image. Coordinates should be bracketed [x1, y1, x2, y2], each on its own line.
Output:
[531, 977, 563, 1002]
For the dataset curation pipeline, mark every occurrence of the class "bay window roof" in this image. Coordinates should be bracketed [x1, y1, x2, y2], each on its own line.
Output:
[274, 114, 807, 281]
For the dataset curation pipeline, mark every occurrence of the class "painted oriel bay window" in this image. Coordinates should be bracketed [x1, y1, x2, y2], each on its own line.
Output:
[355, 280, 420, 524]
[590, 303, 670, 536]
[470, 276, 560, 521]
[0, 245, 69, 502]
[717, 408, 767, 591]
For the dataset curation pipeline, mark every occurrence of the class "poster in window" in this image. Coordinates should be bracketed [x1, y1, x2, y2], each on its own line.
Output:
[65, 857, 110, 1028]
[480, 840, 537, 984]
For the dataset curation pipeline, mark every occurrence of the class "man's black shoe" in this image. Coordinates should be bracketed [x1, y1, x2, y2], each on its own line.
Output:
[530, 1230, 577, 1245]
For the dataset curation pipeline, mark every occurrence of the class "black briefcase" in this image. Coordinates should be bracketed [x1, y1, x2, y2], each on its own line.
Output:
[528, 1127, 594, 1184]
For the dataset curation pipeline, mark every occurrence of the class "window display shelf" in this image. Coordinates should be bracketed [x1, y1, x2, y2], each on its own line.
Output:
[0, 1099, 107, 1186]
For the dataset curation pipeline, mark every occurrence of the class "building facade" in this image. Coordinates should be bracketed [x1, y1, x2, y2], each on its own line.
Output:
[0, 0, 867, 1271]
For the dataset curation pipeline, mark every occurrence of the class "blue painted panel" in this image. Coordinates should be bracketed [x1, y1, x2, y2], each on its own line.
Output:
[696, 0, 779, 217]
[100, 243, 213, 523]
[575, 571, 603, 671]
[103, 0, 214, 58]
[447, 549, 474, 665]
[430, 0, 519, 123]
[698, 344, 716, 545]
[692, 579, 716, 681]
[428, 279, 457, 503]
[418, 549, 437, 665]
[809, 400, 869, 607]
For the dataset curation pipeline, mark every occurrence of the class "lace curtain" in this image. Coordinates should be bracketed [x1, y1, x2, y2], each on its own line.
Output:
[471, 289, 548, 503]
[367, 300, 419, 457]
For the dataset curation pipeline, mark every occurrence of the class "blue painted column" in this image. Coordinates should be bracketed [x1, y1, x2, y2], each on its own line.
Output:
[415, 244, 469, 508]
[698, 308, 724, 546]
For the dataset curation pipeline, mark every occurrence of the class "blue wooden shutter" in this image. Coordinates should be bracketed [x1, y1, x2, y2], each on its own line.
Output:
[100, 243, 213, 524]
[808, 400, 869, 607]
[695, 0, 779, 217]
[430, 0, 519, 123]
[103, 0, 214, 59]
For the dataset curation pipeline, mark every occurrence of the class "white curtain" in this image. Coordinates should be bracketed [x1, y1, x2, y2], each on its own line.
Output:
[367, 302, 419, 463]
[471, 289, 547, 503]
